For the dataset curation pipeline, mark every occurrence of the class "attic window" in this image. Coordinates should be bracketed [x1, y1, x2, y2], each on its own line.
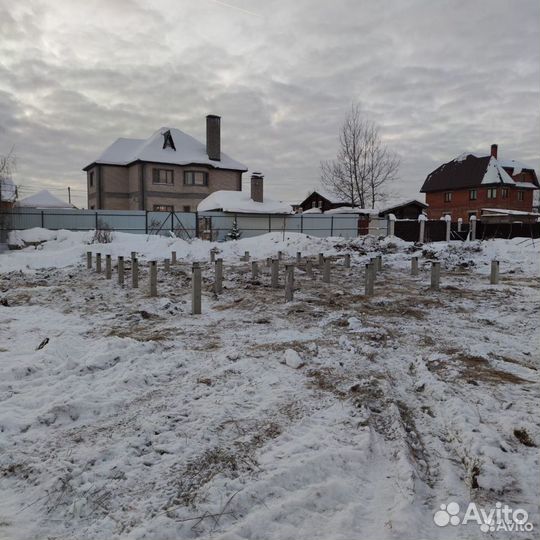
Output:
[162, 130, 176, 151]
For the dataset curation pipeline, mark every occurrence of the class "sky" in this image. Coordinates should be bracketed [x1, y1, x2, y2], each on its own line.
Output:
[0, 0, 539, 208]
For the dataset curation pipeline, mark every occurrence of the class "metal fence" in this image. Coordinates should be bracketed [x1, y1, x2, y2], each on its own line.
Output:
[1, 209, 197, 239]
[199, 212, 367, 241]
[0, 209, 369, 241]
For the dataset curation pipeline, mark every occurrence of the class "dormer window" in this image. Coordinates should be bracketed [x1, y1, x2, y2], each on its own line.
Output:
[162, 130, 176, 151]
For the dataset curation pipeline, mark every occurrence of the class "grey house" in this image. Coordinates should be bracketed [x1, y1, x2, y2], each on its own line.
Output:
[84, 115, 248, 212]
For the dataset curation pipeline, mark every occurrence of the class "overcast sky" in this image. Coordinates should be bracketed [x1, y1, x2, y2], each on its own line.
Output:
[1, 0, 539, 208]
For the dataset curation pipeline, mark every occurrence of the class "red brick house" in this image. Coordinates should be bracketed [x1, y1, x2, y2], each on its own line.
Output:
[420, 144, 538, 221]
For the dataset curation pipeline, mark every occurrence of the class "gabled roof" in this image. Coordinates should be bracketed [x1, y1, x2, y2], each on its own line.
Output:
[379, 199, 428, 214]
[84, 127, 247, 171]
[300, 190, 351, 205]
[421, 153, 539, 193]
[16, 189, 74, 209]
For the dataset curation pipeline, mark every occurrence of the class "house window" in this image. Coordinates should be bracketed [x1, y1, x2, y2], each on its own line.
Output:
[517, 190, 524, 201]
[311, 201, 317, 208]
[487, 188, 497, 199]
[469, 189, 477, 201]
[318, 200, 323, 208]
[183, 205, 191, 212]
[184, 171, 208, 186]
[501, 188, 509, 199]
[444, 192, 452, 202]
[153, 168, 174, 184]
[89, 171, 94, 187]
[153, 204, 174, 212]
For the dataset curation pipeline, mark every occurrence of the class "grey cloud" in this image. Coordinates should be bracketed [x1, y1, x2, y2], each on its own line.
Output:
[0, 0, 538, 208]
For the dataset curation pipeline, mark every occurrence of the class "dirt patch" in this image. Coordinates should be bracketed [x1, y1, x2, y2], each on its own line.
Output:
[513, 429, 536, 447]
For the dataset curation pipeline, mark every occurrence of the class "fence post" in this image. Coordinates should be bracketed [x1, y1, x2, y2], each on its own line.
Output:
[300, 214, 304, 234]
[214, 258, 223, 294]
[105, 254, 112, 279]
[445, 215, 451, 242]
[271, 259, 279, 288]
[195, 211, 199, 238]
[191, 262, 202, 315]
[306, 259, 313, 278]
[318, 253, 324, 267]
[268, 214, 271, 233]
[277, 251, 283, 261]
[365, 263, 374, 296]
[344, 253, 351, 268]
[470, 216, 477, 241]
[243, 251, 250, 262]
[490, 260, 499, 285]
[118, 256, 125, 285]
[330, 216, 334, 236]
[418, 215, 427, 243]
[171, 251, 177, 265]
[285, 264, 294, 302]
[411, 256, 419, 276]
[145, 211, 148, 234]
[376, 255, 382, 271]
[149, 261, 157, 297]
[132, 258, 139, 288]
[296, 251, 301, 263]
[430, 262, 440, 290]
[251, 261, 259, 281]
[131, 251, 137, 268]
[86, 251, 92, 269]
[457, 218, 463, 232]
[387, 214, 396, 236]
[41, 210, 45, 228]
[322, 257, 331, 283]
[164, 258, 170, 272]
[95, 253, 102, 273]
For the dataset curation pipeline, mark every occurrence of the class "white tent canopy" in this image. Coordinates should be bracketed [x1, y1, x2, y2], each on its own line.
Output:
[16, 190, 74, 209]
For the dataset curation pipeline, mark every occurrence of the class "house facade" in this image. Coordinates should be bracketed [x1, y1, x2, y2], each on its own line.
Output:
[420, 144, 538, 221]
[84, 116, 248, 212]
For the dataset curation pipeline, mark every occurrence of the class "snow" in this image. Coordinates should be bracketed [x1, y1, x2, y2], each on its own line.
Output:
[481, 156, 515, 185]
[481, 208, 540, 217]
[0, 177, 17, 203]
[1, 231, 539, 539]
[324, 207, 379, 215]
[16, 189, 73, 209]
[90, 127, 248, 172]
[301, 207, 322, 214]
[197, 190, 293, 214]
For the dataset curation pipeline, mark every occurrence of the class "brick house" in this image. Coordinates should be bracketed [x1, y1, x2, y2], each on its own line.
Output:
[420, 144, 539, 221]
[84, 115, 247, 211]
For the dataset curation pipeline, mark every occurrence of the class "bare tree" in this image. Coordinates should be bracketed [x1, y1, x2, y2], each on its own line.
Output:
[321, 104, 399, 209]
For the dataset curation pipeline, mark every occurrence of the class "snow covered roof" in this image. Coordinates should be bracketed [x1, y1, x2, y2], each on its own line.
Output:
[198, 190, 294, 214]
[0, 177, 17, 203]
[16, 190, 74, 209]
[84, 127, 247, 171]
[421, 153, 539, 192]
[324, 206, 379, 215]
[481, 208, 540, 217]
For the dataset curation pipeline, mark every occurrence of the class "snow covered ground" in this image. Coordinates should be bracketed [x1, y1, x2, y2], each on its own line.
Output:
[0, 230, 539, 540]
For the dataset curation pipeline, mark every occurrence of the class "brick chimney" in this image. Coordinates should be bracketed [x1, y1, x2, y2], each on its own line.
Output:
[490, 143, 498, 159]
[251, 172, 263, 203]
[206, 115, 221, 161]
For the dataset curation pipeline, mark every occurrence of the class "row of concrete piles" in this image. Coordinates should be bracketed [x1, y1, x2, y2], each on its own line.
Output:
[86, 249, 501, 315]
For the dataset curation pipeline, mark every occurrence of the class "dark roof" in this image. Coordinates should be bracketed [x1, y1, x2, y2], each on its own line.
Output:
[421, 155, 493, 192]
[379, 199, 428, 214]
[419, 154, 540, 192]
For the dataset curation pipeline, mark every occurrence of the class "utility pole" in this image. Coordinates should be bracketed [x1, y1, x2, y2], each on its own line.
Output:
[67, 186, 71, 205]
